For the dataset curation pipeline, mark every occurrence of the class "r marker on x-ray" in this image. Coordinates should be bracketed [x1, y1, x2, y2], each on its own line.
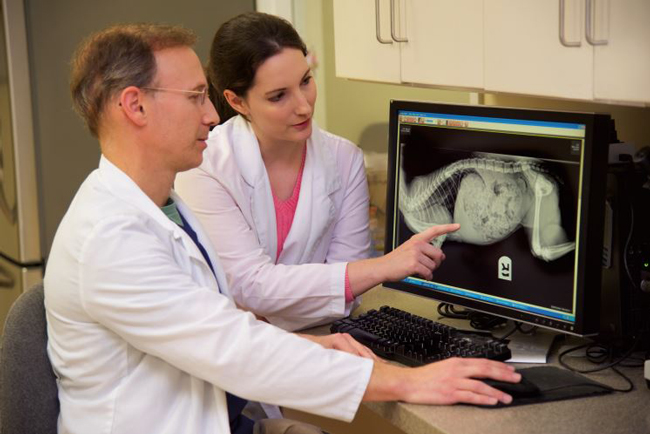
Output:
[498, 256, 512, 281]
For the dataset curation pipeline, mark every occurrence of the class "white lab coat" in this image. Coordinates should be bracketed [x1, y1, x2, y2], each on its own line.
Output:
[175, 116, 372, 331]
[44, 156, 373, 434]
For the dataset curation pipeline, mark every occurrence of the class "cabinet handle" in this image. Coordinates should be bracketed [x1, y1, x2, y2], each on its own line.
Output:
[585, 0, 608, 45]
[559, 0, 581, 47]
[375, 0, 393, 44]
[390, 0, 408, 43]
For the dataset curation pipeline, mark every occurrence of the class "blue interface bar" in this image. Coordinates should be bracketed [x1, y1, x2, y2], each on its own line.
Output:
[402, 277, 576, 322]
[398, 111, 586, 131]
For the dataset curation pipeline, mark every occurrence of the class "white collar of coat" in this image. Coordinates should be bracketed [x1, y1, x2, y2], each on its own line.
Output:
[228, 115, 342, 263]
[97, 155, 231, 296]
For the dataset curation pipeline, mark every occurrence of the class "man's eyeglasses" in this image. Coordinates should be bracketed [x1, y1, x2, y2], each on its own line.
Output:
[142, 87, 208, 105]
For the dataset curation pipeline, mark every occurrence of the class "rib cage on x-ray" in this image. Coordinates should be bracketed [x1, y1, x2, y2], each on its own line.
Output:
[400, 157, 541, 234]
[399, 165, 470, 246]
[399, 156, 574, 261]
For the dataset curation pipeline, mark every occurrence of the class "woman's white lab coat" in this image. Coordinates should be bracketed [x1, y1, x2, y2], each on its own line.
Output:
[176, 116, 372, 331]
[44, 156, 373, 434]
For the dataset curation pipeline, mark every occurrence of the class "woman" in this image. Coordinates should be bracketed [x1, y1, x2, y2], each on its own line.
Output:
[175, 12, 455, 331]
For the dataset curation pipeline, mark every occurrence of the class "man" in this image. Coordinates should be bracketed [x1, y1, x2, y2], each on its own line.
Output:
[45, 23, 519, 434]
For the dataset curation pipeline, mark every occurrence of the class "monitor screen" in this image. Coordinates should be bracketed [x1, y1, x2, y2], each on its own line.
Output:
[384, 100, 612, 336]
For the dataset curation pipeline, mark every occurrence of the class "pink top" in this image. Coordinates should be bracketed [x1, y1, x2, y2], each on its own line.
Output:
[272, 149, 354, 303]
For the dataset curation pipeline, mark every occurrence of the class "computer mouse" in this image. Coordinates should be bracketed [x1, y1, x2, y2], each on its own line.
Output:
[482, 375, 541, 398]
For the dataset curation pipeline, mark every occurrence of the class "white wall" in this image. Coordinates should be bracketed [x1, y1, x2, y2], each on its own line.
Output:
[24, 0, 254, 256]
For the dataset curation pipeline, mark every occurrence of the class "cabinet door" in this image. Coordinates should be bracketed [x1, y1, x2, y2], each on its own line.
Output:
[593, 0, 650, 104]
[484, 0, 593, 100]
[400, 0, 484, 89]
[333, 0, 401, 83]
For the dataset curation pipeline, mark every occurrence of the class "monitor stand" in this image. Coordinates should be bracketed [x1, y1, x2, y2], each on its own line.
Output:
[500, 329, 558, 364]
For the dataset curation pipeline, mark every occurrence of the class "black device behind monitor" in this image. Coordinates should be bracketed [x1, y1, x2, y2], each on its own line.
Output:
[384, 100, 613, 337]
[600, 151, 650, 346]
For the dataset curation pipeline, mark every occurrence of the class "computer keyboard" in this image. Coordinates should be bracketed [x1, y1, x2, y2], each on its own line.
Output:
[330, 305, 512, 366]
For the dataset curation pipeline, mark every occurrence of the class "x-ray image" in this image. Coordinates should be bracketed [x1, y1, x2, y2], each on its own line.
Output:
[393, 123, 582, 311]
[399, 153, 574, 262]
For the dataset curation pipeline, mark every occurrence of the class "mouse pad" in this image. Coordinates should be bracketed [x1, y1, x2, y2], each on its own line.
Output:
[479, 366, 613, 408]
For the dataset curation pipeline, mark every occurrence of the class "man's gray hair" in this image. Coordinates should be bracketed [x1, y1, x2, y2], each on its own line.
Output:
[70, 23, 196, 138]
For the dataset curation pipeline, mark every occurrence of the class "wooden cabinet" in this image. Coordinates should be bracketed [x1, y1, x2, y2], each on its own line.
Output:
[484, 0, 650, 105]
[593, 0, 650, 104]
[333, 0, 401, 83]
[400, 0, 483, 90]
[484, 0, 593, 100]
[333, 0, 484, 89]
[333, 0, 650, 105]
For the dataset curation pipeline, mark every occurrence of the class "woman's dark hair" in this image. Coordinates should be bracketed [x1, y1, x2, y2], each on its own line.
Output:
[208, 12, 307, 123]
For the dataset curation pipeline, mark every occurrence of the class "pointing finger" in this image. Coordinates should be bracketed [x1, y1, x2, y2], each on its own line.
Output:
[412, 224, 460, 243]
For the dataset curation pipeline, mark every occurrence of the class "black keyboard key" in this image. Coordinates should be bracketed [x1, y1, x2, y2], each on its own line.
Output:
[330, 305, 512, 366]
[342, 326, 380, 346]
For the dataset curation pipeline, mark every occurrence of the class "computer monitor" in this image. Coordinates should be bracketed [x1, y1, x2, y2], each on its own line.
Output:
[384, 100, 613, 336]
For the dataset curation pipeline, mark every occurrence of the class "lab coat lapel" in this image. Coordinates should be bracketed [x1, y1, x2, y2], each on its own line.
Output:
[169, 227, 221, 292]
[281, 125, 341, 264]
[171, 191, 231, 297]
[97, 156, 221, 293]
[230, 117, 279, 262]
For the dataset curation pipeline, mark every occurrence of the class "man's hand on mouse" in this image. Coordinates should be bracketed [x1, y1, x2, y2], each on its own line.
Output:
[363, 357, 520, 405]
[406, 358, 521, 405]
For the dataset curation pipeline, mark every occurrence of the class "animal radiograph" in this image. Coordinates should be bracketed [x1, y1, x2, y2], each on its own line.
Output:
[399, 155, 575, 261]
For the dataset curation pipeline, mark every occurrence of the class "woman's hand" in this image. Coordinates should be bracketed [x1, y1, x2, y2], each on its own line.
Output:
[377, 223, 460, 282]
[348, 224, 460, 297]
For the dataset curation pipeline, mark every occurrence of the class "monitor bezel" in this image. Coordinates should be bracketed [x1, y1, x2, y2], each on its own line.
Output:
[383, 100, 611, 336]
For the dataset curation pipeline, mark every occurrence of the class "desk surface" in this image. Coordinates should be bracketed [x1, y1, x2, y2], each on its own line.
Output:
[349, 286, 650, 434]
